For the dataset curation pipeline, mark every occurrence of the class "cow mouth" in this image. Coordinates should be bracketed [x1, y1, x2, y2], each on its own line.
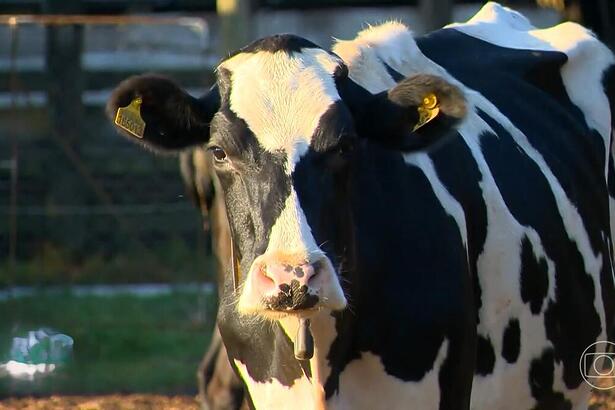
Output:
[263, 280, 320, 313]
[237, 257, 347, 317]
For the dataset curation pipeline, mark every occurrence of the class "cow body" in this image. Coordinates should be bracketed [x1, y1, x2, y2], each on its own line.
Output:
[108, 3, 615, 409]
[329, 5, 615, 408]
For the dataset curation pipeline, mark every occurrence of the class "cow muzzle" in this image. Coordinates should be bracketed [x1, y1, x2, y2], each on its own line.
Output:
[262, 261, 320, 311]
[238, 254, 347, 316]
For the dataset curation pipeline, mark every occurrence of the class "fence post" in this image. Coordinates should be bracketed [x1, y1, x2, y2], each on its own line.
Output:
[6, 19, 20, 285]
[419, 0, 453, 33]
[217, 0, 254, 57]
[43, 0, 87, 252]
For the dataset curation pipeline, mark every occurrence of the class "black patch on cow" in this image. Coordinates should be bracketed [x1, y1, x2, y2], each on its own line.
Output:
[502, 318, 521, 364]
[219, 296, 307, 387]
[471, 273, 482, 325]
[382, 60, 405, 82]
[265, 280, 319, 311]
[308, 100, 357, 153]
[430, 134, 488, 325]
[315, 140, 474, 408]
[606, 156, 615, 343]
[438, 290, 477, 410]
[602, 65, 615, 344]
[610, 146, 615, 202]
[529, 349, 554, 399]
[475, 335, 495, 375]
[529, 349, 573, 410]
[522, 50, 570, 103]
[520, 236, 549, 315]
[228, 34, 320, 58]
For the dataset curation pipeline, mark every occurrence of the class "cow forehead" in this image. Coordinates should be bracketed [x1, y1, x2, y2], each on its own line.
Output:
[218, 48, 343, 162]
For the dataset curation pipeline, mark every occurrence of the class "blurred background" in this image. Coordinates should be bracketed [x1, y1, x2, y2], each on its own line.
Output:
[0, 0, 613, 409]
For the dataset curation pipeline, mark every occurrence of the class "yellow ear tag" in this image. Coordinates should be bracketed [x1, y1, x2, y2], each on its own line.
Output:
[115, 97, 146, 139]
[412, 93, 440, 132]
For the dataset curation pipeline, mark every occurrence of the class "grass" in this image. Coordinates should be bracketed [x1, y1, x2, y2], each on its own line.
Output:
[0, 290, 217, 397]
[1, 239, 217, 287]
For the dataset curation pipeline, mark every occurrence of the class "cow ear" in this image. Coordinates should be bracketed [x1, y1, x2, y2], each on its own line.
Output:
[106, 74, 219, 152]
[363, 74, 467, 151]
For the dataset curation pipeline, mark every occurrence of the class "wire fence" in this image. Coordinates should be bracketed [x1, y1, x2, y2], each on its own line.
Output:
[1, 3, 607, 289]
[0, 14, 216, 287]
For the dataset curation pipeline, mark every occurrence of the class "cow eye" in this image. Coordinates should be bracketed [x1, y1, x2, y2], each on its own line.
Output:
[208, 146, 228, 163]
[337, 138, 354, 157]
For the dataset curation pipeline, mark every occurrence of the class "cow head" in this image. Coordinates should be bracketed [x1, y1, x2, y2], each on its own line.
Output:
[107, 35, 467, 320]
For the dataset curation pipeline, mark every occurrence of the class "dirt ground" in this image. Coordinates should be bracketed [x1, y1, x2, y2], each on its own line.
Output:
[0, 391, 614, 409]
[591, 389, 615, 410]
[0, 395, 200, 410]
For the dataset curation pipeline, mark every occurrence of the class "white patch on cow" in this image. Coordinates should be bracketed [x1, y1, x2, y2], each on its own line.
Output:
[234, 359, 316, 410]
[404, 152, 468, 251]
[333, 22, 434, 94]
[327, 340, 449, 410]
[219, 48, 342, 170]
[267, 188, 321, 257]
[235, 312, 337, 410]
[449, 1, 615, 178]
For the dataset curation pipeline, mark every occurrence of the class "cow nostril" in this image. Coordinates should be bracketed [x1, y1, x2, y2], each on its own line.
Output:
[294, 266, 305, 278]
[307, 267, 321, 287]
[261, 267, 275, 286]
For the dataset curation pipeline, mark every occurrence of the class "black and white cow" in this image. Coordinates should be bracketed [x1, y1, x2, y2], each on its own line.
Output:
[179, 149, 247, 409]
[107, 3, 615, 409]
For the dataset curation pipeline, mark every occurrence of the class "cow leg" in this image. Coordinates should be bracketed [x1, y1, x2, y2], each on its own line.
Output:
[197, 326, 246, 410]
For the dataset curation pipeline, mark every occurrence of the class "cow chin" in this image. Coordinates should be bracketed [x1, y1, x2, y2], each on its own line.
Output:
[237, 255, 347, 319]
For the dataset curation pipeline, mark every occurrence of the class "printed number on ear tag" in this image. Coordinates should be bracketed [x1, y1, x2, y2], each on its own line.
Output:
[412, 94, 440, 132]
[115, 97, 146, 139]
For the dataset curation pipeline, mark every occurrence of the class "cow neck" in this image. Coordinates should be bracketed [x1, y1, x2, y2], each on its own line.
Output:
[279, 311, 337, 410]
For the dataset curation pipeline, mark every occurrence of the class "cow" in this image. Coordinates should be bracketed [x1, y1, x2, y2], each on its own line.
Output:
[179, 149, 247, 410]
[107, 3, 615, 409]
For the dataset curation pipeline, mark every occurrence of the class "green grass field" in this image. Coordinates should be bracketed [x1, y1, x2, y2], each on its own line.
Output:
[0, 290, 217, 397]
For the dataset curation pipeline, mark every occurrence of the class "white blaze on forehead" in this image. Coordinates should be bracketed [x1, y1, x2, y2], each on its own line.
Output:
[219, 48, 343, 165]
[266, 187, 322, 260]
